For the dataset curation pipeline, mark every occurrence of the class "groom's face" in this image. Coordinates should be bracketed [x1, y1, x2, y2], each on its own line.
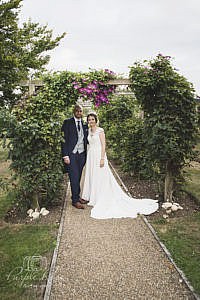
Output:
[74, 108, 83, 119]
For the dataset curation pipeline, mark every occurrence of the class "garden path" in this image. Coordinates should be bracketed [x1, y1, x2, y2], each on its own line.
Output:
[49, 180, 195, 300]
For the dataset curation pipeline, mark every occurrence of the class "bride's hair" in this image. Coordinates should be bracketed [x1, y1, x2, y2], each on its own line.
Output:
[87, 113, 98, 123]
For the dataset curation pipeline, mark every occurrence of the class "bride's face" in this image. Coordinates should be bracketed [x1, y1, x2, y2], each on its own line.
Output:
[88, 116, 97, 127]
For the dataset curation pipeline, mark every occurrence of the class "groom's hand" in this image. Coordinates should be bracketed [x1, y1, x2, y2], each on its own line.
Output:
[63, 157, 70, 165]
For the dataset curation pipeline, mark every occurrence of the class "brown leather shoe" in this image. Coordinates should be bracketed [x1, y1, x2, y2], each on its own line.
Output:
[79, 198, 89, 204]
[72, 201, 85, 209]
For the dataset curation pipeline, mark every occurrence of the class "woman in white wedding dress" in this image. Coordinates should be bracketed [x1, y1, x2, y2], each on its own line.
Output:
[82, 113, 158, 219]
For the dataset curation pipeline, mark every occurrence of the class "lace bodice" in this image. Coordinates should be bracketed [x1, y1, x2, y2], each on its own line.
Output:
[88, 127, 104, 148]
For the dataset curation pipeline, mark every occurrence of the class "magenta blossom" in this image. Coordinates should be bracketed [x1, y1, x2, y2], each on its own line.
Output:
[104, 69, 115, 75]
[71, 70, 116, 106]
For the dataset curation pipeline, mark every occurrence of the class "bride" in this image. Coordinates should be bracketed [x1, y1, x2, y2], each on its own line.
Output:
[82, 113, 158, 219]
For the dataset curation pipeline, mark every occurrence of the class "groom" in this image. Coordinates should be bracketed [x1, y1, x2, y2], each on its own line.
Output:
[61, 104, 89, 209]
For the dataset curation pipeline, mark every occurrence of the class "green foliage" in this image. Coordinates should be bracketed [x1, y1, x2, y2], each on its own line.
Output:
[184, 166, 200, 205]
[0, 70, 116, 208]
[152, 212, 200, 294]
[129, 54, 198, 194]
[0, 224, 55, 299]
[98, 94, 137, 159]
[98, 94, 154, 178]
[3, 75, 70, 207]
[0, 191, 16, 220]
[0, 0, 66, 108]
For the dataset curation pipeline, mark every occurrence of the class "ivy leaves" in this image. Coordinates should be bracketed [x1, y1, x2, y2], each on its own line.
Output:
[1, 69, 116, 207]
[129, 54, 198, 198]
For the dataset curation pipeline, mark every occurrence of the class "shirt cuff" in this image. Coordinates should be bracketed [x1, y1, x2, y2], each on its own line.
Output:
[63, 156, 69, 159]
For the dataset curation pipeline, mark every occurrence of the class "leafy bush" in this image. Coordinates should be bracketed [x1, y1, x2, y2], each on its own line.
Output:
[0, 70, 116, 209]
[129, 54, 198, 201]
[98, 94, 156, 178]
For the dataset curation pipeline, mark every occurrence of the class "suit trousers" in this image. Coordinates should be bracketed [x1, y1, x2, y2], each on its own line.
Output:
[68, 151, 86, 204]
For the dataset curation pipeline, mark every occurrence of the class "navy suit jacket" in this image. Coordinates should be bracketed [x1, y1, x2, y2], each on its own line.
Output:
[61, 117, 88, 157]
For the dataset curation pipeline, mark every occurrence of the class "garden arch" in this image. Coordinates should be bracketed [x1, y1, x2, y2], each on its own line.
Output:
[12, 56, 198, 210]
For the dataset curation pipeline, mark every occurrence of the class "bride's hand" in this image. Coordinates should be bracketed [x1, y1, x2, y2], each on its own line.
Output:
[100, 159, 104, 168]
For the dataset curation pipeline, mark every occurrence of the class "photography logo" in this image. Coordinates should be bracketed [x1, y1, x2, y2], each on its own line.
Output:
[23, 255, 47, 271]
[7, 255, 48, 287]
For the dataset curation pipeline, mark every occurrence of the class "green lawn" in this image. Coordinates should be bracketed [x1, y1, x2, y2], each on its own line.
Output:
[151, 139, 200, 296]
[183, 137, 200, 204]
[0, 224, 56, 300]
[0, 140, 14, 220]
[0, 142, 58, 299]
[152, 213, 200, 295]
[184, 167, 200, 205]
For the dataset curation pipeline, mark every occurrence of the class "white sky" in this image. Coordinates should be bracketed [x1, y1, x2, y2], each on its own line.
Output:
[19, 0, 200, 93]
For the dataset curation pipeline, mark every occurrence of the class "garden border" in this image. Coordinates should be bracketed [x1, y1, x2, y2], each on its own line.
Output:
[109, 162, 200, 300]
[43, 181, 70, 300]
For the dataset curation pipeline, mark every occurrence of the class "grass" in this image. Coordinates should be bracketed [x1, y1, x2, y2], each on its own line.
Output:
[0, 191, 16, 220]
[183, 138, 200, 204]
[0, 142, 8, 162]
[0, 140, 14, 220]
[0, 224, 56, 300]
[151, 139, 200, 296]
[184, 168, 200, 204]
[0, 140, 10, 179]
[151, 213, 200, 295]
[0, 142, 59, 299]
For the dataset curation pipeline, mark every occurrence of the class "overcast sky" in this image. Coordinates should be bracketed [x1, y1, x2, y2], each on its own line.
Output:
[20, 0, 200, 93]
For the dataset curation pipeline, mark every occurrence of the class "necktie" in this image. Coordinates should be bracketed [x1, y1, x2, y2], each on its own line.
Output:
[77, 120, 80, 131]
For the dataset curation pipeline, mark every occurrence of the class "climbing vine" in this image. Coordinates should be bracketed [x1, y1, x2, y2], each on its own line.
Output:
[129, 54, 198, 201]
[1, 69, 116, 209]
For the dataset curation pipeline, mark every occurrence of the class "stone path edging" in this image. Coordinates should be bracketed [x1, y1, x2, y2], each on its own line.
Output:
[109, 162, 200, 300]
[43, 181, 70, 300]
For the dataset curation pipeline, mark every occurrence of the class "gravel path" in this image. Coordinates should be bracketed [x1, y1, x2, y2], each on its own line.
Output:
[50, 185, 195, 300]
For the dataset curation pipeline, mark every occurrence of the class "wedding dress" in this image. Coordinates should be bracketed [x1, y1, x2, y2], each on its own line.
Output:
[82, 127, 158, 219]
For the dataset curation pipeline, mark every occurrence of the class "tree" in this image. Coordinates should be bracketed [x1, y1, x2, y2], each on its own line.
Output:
[0, 0, 65, 108]
[129, 54, 198, 202]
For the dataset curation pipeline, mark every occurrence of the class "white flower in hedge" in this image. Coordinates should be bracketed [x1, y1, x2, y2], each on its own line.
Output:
[166, 209, 172, 214]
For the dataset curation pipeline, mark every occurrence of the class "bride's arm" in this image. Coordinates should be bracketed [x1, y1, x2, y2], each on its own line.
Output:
[99, 129, 106, 167]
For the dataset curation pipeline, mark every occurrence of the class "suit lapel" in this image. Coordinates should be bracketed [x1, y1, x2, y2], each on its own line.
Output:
[71, 118, 78, 139]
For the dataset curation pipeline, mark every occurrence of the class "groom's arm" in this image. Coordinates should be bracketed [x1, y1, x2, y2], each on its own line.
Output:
[61, 120, 70, 158]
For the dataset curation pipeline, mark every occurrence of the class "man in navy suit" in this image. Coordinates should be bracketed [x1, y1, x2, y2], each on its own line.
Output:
[61, 104, 89, 209]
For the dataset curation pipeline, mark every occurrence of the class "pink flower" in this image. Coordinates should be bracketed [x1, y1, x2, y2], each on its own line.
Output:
[104, 69, 115, 75]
